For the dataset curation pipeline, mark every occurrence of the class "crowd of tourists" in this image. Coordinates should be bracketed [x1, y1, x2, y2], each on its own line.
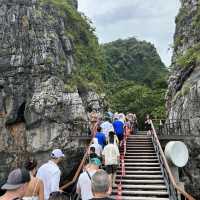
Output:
[0, 111, 150, 200]
[0, 148, 114, 200]
[75, 112, 139, 200]
[0, 149, 68, 200]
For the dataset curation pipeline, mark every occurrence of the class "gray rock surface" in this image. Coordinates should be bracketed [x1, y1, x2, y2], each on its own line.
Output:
[166, 0, 200, 198]
[0, 0, 103, 186]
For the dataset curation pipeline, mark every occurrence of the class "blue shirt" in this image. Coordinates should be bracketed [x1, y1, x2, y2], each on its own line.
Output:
[113, 120, 124, 136]
[95, 132, 106, 147]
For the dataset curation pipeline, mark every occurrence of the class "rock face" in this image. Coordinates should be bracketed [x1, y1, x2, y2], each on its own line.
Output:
[0, 0, 104, 186]
[166, 0, 200, 198]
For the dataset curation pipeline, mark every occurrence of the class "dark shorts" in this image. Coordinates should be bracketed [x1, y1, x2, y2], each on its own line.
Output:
[105, 165, 118, 174]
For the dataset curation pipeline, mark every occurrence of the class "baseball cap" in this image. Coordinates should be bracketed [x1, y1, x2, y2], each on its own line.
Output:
[90, 158, 101, 166]
[1, 168, 30, 190]
[51, 149, 65, 159]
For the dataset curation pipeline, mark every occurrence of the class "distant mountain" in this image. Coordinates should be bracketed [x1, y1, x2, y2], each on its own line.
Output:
[102, 37, 168, 88]
[101, 37, 168, 123]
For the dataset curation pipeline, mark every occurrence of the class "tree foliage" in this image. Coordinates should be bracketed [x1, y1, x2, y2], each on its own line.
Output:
[102, 38, 168, 125]
[102, 38, 168, 88]
[40, 0, 105, 93]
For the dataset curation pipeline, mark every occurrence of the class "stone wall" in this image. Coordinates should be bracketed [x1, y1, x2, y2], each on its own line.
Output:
[166, 0, 200, 198]
[0, 0, 103, 186]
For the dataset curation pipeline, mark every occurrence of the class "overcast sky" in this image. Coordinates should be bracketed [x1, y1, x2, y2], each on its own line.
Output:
[78, 0, 181, 67]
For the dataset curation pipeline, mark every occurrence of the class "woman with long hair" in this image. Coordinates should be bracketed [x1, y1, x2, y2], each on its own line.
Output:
[23, 159, 44, 200]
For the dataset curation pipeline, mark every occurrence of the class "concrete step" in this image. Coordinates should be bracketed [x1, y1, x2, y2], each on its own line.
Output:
[126, 145, 154, 150]
[127, 141, 152, 143]
[115, 179, 165, 184]
[127, 138, 152, 140]
[125, 152, 157, 155]
[124, 162, 160, 166]
[118, 166, 161, 170]
[126, 143, 153, 146]
[126, 150, 155, 153]
[128, 135, 151, 138]
[116, 174, 163, 179]
[129, 134, 149, 136]
[126, 142, 153, 145]
[112, 190, 169, 196]
[113, 184, 167, 190]
[125, 159, 159, 162]
[126, 149, 155, 152]
[117, 170, 162, 175]
[125, 155, 158, 159]
[128, 138, 152, 140]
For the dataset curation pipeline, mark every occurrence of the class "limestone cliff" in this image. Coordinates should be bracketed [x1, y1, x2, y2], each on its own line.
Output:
[166, 0, 200, 198]
[0, 0, 104, 185]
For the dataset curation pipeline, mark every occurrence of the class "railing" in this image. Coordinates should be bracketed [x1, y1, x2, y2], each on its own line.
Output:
[60, 122, 98, 200]
[151, 121, 196, 200]
[152, 119, 191, 137]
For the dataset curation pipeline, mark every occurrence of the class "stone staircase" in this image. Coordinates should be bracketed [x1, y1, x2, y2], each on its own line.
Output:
[112, 132, 169, 200]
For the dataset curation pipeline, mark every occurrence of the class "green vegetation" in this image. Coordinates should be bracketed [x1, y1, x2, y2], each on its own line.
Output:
[109, 81, 166, 123]
[102, 38, 167, 88]
[177, 44, 200, 69]
[181, 83, 191, 96]
[40, 0, 105, 93]
[172, 83, 191, 103]
[102, 38, 168, 125]
[174, 35, 185, 50]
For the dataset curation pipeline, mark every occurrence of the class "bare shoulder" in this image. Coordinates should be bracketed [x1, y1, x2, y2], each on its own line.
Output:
[37, 178, 44, 186]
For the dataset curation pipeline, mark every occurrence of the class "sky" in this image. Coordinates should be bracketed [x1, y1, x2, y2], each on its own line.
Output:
[78, 0, 181, 67]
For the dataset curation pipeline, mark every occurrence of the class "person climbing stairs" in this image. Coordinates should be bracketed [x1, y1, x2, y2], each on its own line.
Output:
[60, 124, 195, 200]
[112, 131, 170, 200]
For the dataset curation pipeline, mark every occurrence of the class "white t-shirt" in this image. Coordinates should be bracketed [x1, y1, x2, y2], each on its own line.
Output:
[102, 144, 120, 165]
[100, 121, 114, 138]
[77, 170, 96, 200]
[36, 161, 61, 200]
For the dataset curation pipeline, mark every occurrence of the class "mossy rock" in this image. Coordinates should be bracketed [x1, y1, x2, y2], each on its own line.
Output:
[181, 83, 192, 96]
[39, 0, 105, 94]
[177, 44, 200, 69]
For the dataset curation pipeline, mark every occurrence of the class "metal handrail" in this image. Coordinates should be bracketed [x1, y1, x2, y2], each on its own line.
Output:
[152, 119, 191, 137]
[151, 121, 196, 200]
[60, 123, 98, 192]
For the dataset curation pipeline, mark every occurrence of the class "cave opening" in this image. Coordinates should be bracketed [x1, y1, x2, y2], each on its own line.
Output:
[16, 102, 26, 123]
[6, 102, 27, 126]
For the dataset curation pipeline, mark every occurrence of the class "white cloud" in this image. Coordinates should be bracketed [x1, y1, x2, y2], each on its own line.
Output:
[78, 0, 181, 67]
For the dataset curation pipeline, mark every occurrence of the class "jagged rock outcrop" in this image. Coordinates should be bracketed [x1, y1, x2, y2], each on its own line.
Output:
[0, 0, 104, 186]
[166, 0, 200, 198]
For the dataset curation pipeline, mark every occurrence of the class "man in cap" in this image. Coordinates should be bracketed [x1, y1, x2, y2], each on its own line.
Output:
[0, 168, 30, 200]
[36, 149, 65, 200]
[76, 158, 101, 200]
